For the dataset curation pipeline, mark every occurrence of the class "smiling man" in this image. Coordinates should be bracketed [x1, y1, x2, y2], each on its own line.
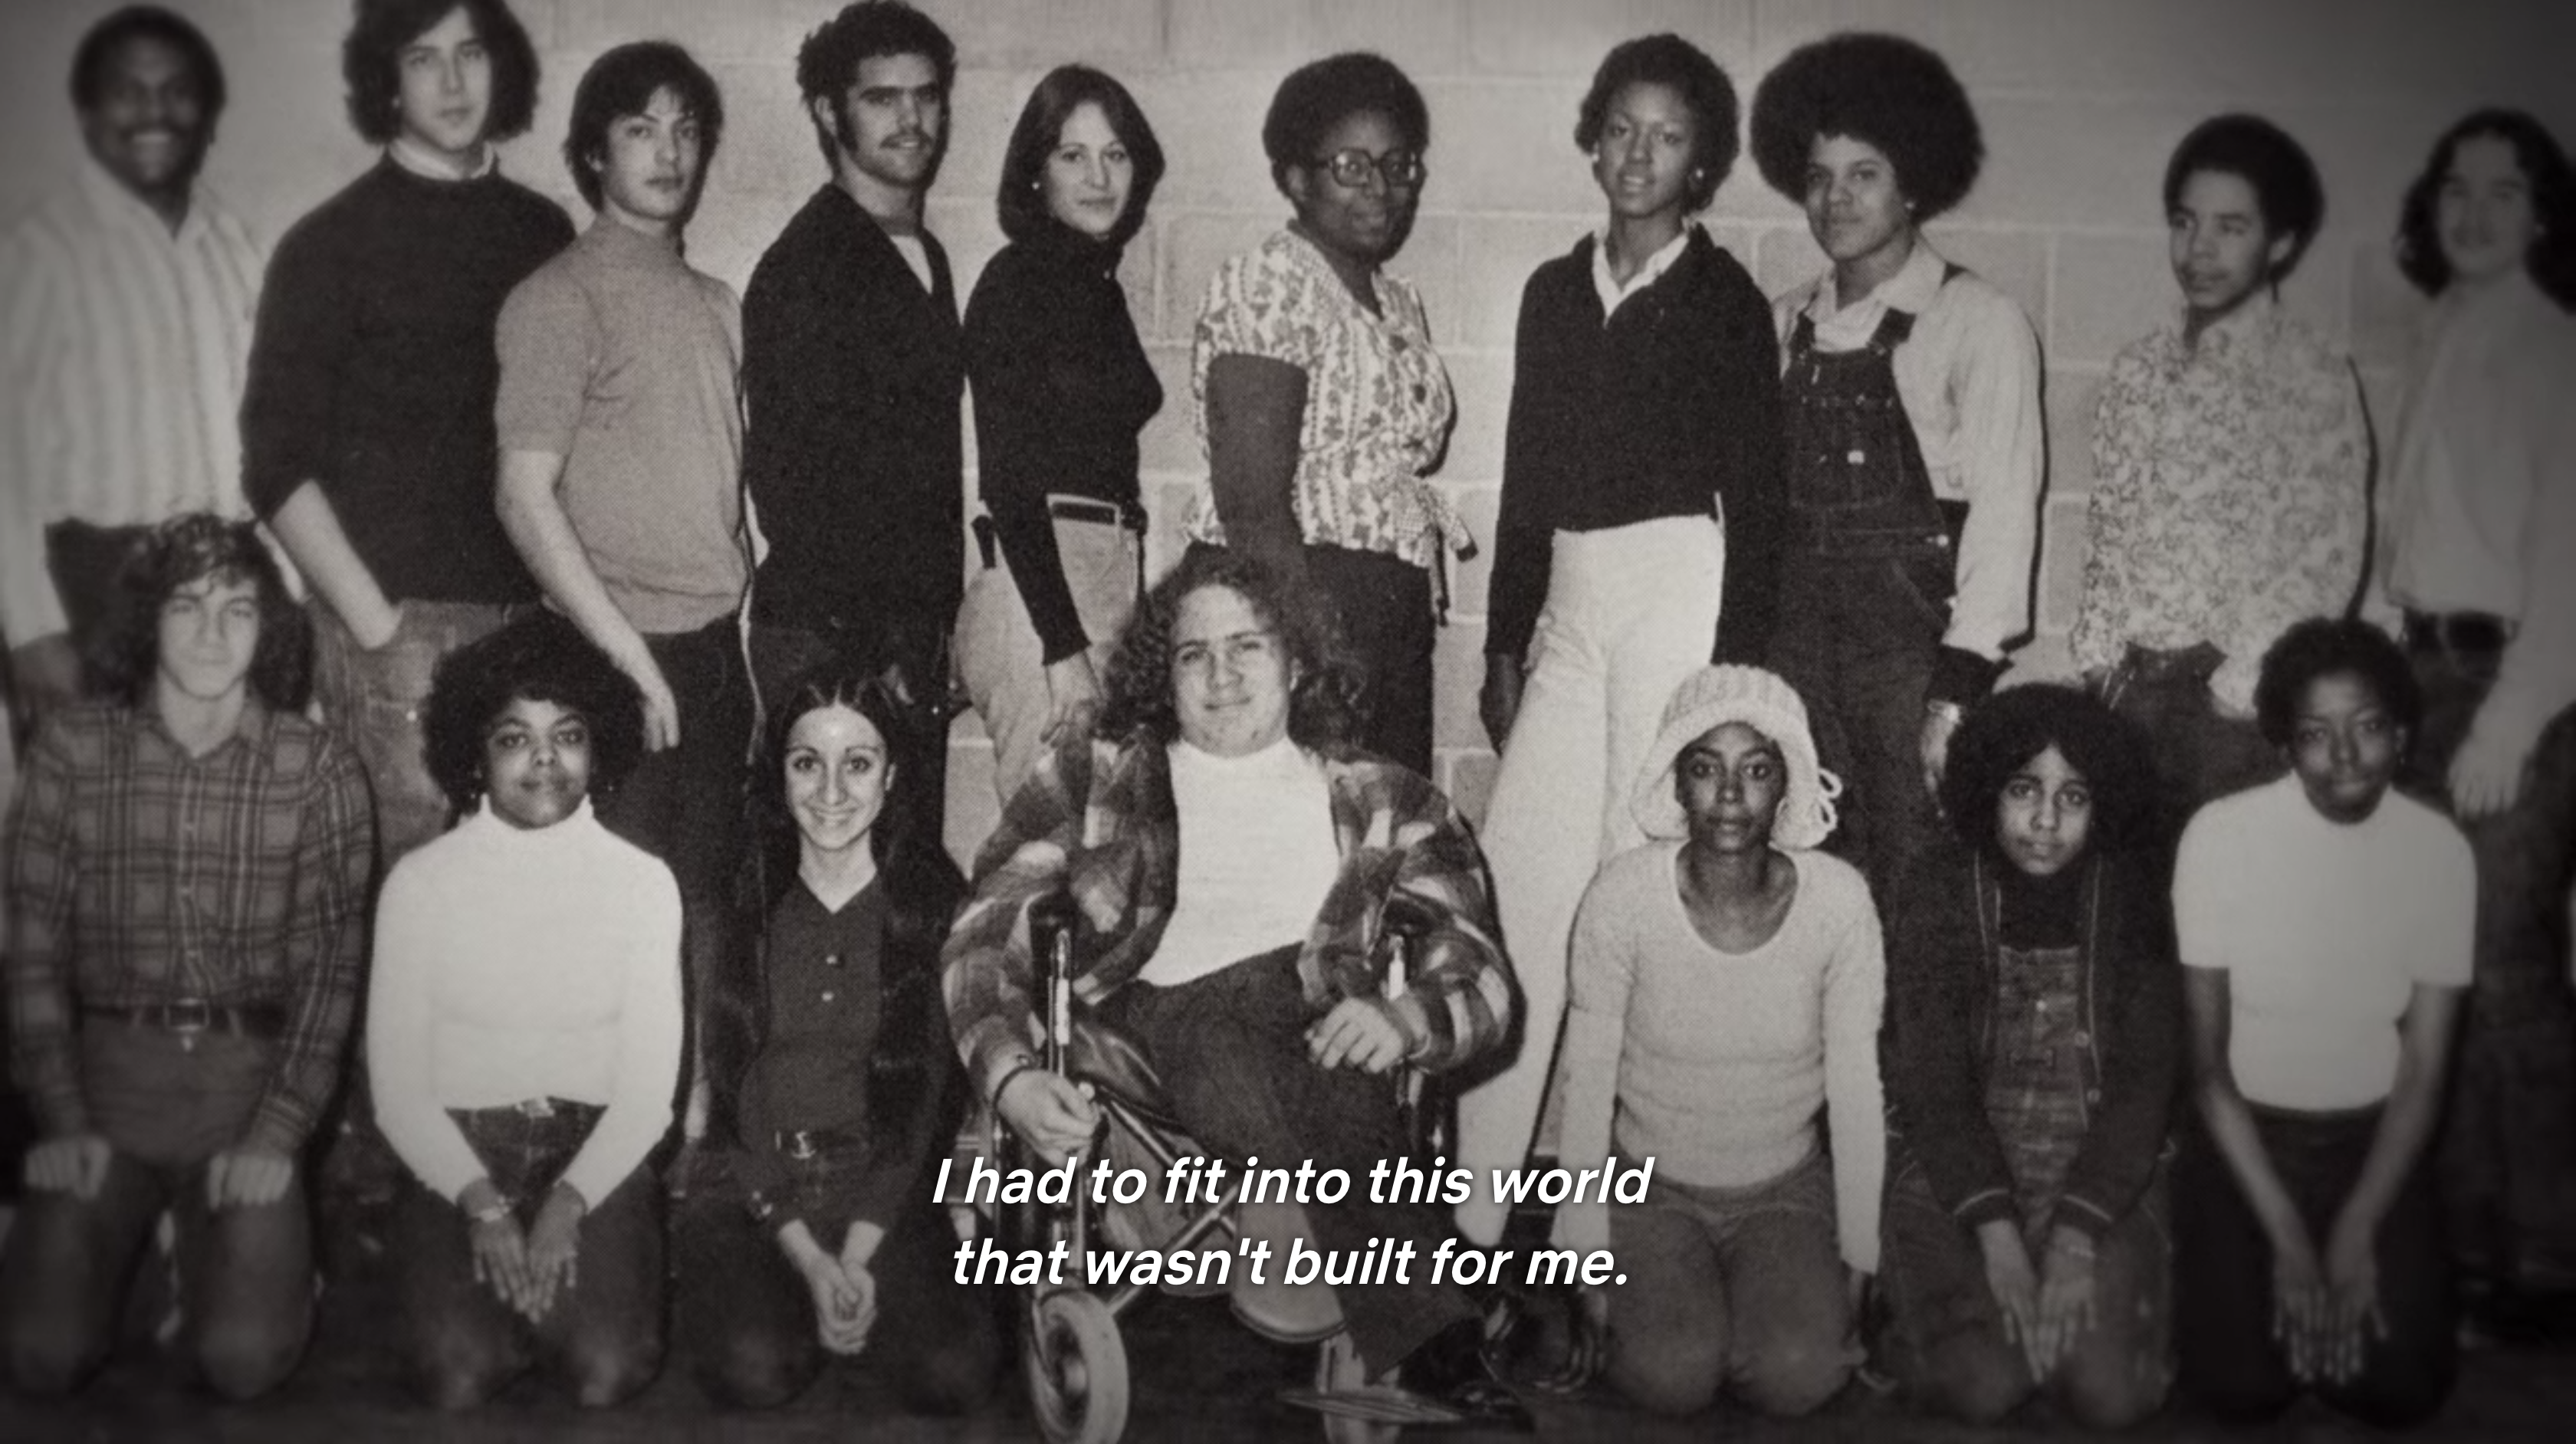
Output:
[1, 8, 265, 728]
[741, 1, 965, 839]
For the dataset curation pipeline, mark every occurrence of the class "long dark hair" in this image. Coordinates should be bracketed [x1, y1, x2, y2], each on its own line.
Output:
[700, 662, 966, 1154]
[2395, 108, 2576, 307]
[997, 64, 1164, 251]
[1094, 547, 1365, 750]
[93, 514, 310, 713]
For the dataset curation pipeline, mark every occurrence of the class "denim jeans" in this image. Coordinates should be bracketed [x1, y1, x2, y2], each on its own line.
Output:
[0, 1023, 313, 1401]
[2174, 1103, 2454, 1428]
[1102, 945, 1474, 1376]
[672, 1145, 999, 1411]
[1602, 1149, 1858, 1418]
[2407, 640, 2576, 1291]
[312, 599, 524, 871]
[2097, 642, 2283, 862]
[386, 1101, 664, 1409]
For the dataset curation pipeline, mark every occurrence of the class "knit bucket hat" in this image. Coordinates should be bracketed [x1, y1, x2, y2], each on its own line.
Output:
[1631, 665, 1842, 849]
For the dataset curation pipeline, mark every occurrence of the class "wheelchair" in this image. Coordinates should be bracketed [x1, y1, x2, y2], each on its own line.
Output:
[969, 892, 1460, 1444]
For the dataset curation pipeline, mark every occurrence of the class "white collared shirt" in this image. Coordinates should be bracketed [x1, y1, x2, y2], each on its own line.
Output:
[387, 135, 496, 182]
[1590, 222, 1696, 319]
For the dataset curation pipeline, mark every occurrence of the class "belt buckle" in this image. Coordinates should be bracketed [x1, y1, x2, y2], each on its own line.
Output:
[166, 999, 214, 1035]
[782, 1130, 820, 1162]
[517, 1097, 556, 1120]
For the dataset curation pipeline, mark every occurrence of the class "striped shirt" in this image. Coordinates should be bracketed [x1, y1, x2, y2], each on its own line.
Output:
[942, 728, 1515, 1105]
[5, 701, 373, 1154]
[0, 161, 266, 644]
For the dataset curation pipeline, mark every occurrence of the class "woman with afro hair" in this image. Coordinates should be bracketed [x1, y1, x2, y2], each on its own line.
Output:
[1747, 33, 2044, 897]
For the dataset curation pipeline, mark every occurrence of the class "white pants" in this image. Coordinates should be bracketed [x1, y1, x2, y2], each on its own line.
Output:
[1454, 514, 1727, 1243]
[954, 507, 1141, 809]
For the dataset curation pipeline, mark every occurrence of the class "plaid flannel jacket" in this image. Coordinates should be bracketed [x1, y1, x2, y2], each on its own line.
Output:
[942, 730, 1516, 1104]
[4, 701, 373, 1154]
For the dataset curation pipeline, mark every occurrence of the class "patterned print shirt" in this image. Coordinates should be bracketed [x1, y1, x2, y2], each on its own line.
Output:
[4, 701, 373, 1154]
[2072, 295, 2369, 714]
[1187, 228, 1469, 569]
[942, 729, 1514, 1105]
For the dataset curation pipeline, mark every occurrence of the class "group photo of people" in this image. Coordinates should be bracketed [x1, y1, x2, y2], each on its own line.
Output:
[2, 0, 2571, 1438]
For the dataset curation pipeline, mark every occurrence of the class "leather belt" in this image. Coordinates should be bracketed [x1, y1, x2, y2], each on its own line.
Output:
[775, 1127, 865, 1162]
[2117, 641, 2224, 684]
[85, 999, 287, 1039]
[2404, 609, 2510, 656]
[1049, 496, 1137, 530]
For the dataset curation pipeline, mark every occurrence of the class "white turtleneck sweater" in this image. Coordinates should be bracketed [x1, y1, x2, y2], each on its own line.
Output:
[366, 799, 685, 1208]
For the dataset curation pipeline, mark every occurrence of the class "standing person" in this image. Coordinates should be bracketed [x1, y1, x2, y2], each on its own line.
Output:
[1878, 685, 2177, 1429]
[367, 613, 680, 1409]
[1, 7, 264, 726]
[1188, 52, 1466, 776]
[2172, 619, 2469, 1427]
[1746, 33, 2044, 893]
[1550, 666, 1883, 1419]
[674, 667, 999, 1412]
[246, 0, 571, 871]
[955, 64, 1165, 809]
[2372, 110, 2576, 1320]
[495, 41, 751, 1009]
[744, 0, 964, 830]
[1, 516, 372, 1401]
[2072, 115, 2367, 853]
[1457, 34, 1785, 1245]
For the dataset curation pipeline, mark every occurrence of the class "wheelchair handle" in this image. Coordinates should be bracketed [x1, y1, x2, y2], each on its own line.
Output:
[1030, 891, 1079, 1071]
[1379, 896, 1436, 999]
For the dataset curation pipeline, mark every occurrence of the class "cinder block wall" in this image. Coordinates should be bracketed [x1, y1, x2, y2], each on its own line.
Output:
[7, 0, 2567, 863]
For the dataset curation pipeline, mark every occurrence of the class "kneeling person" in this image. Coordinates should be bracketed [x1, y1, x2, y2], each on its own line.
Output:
[944, 548, 1521, 1425]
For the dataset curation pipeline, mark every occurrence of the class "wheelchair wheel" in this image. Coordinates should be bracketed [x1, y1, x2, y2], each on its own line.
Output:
[1027, 1290, 1129, 1444]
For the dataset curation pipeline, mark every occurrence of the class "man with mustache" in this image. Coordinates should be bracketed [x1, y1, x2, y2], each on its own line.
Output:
[741, 1, 965, 839]
[1, 7, 266, 729]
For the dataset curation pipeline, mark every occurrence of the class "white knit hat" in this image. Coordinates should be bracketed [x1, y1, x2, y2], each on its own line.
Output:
[1631, 665, 1842, 848]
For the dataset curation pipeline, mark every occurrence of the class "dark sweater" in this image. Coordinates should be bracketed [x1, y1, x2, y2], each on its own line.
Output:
[1488, 228, 1786, 665]
[744, 185, 964, 630]
[1882, 844, 2181, 1242]
[964, 228, 1162, 663]
[242, 158, 570, 603]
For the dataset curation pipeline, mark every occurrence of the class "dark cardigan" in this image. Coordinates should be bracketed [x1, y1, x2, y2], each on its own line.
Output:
[1487, 226, 1786, 665]
[1882, 843, 2181, 1241]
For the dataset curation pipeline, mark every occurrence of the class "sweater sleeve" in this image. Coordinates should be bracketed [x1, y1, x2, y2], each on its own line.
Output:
[366, 859, 492, 1202]
[1709, 264, 1786, 665]
[557, 864, 686, 1209]
[2058, 858, 2183, 1239]
[1487, 269, 1559, 665]
[1882, 853, 2019, 1231]
[968, 258, 1091, 664]
[0, 225, 72, 642]
[1547, 858, 1639, 1256]
[241, 213, 353, 517]
[1822, 875, 1888, 1274]
[495, 265, 596, 458]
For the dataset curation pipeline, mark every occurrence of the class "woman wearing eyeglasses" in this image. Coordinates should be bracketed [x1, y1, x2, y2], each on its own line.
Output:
[1184, 51, 1464, 774]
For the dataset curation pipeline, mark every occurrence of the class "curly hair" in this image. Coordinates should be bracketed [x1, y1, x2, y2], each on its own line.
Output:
[72, 5, 225, 120]
[702, 659, 966, 1160]
[796, 0, 955, 167]
[2164, 113, 2326, 283]
[997, 64, 1165, 250]
[419, 610, 644, 822]
[1261, 52, 1430, 199]
[92, 514, 309, 713]
[2252, 618, 2422, 753]
[563, 41, 724, 212]
[1575, 34, 1741, 215]
[2394, 108, 2576, 308]
[1939, 684, 2157, 859]
[1749, 32, 1983, 221]
[340, 0, 540, 146]
[1096, 549, 1365, 751]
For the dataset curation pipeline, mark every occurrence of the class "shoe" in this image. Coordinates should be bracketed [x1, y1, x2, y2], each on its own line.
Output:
[1395, 1316, 1536, 1432]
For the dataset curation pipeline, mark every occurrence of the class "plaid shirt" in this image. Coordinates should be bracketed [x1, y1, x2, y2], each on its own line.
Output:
[943, 730, 1516, 1104]
[5, 701, 373, 1153]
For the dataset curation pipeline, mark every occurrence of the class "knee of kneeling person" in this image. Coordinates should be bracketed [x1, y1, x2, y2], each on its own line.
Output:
[695, 1337, 810, 1410]
[197, 1318, 307, 1402]
[3, 1322, 102, 1400]
[2338, 1362, 2454, 1432]
[1733, 1339, 1854, 1419]
[2052, 1353, 2169, 1431]
[1918, 1347, 2029, 1426]
[567, 1332, 663, 1409]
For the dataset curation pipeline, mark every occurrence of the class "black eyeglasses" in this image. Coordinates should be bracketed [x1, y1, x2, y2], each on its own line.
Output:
[1309, 148, 1426, 189]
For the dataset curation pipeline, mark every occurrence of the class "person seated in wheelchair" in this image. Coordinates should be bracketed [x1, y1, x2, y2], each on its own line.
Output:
[943, 546, 1526, 1426]
[672, 665, 1002, 1412]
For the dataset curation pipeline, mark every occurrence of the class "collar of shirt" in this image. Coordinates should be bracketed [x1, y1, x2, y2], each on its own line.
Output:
[1590, 222, 1698, 319]
[75, 154, 209, 248]
[1279, 224, 1388, 319]
[387, 135, 497, 182]
[128, 694, 271, 763]
[1800, 238, 1950, 350]
[2165, 287, 2279, 367]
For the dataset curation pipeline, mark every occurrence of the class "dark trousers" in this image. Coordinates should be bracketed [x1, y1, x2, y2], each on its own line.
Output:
[1188, 542, 1434, 776]
[750, 612, 953, 847]
[1104, 947, 1472, 1374]
[1766, 556, 1944, 894]
[2408, 642, 2576, 1291]
[2174, 1104, 2454, 1429]
[0, 1025, 314, 1401]
[386, 1103, 663, 1409]
[2098, 643, 2283, 863]
[673, 1157, 997, 1412]
[39, 520, 151, 666]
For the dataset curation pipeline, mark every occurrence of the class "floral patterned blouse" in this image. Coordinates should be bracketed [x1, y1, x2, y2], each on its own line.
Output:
[1187, 228, 1467, 570]
[2071, 295, 2369, 714]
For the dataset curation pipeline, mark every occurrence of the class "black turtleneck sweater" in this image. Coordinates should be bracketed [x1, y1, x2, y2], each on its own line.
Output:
[242, 157, 571, 602]
[963, 227, 1164, 662]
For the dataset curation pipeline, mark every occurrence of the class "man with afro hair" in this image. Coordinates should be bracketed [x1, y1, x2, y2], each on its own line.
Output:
[1748, 32, 2044, 896]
